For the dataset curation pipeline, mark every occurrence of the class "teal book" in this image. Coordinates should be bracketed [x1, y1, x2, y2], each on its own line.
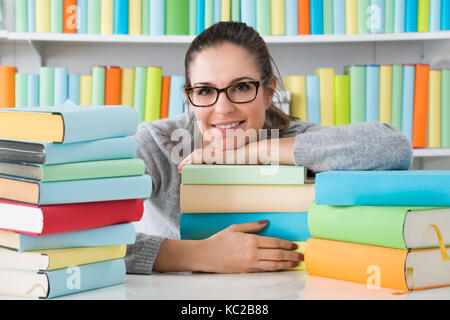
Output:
[306, 75, 320, 124]
[53, 67, 68, 106]
[442, 0, 450, 30]
[114, 0, 129, 35]
[0, 175, 152, 205]
[0, 136, 137, 165]
[401, 64, 415, 141]
[344, 65, 366, 124]
[310, 0, 324, 34]
[429, 0, 441, 31]
[365, 65, 380, 122]
[315, 170, 450, 206]
[394, 0, 405, 32]
[68, 73, 80, 105]
[150, 0, 165, 35]
[370, 0, 385, 33]
[27, 74, 39, 107]
[405, 0, 418, 32]
[241, 0, 256, 29]
[180, 212, 311, 241]
[2, 223, 137, 252]
[181, 164, 308, 185]
[285, 0, 298, 35]
[196, 0, 205, 34]
[28, 0, 36, 33]
[168, 76, 186, 118]
[333, 0, 345, 34]
[0, 259, 126, 299]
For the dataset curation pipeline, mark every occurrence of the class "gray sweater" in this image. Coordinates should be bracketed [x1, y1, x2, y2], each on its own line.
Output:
[125, 111, 413, 274]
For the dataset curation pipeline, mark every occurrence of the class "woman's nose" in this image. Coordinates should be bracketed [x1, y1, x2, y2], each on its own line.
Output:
[214, 91, 235, 114]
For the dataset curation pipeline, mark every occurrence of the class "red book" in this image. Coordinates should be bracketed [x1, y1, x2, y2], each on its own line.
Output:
[0, 198, 143, 236]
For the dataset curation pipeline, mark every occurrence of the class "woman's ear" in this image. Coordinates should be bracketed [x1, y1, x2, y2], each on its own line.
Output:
[264, 77, 277, 110]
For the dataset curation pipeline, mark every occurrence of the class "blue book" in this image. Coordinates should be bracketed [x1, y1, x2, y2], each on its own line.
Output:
[315, 170, 450, 206]
[28, 0, 36, 32]
[181, 212, 311, 241]
[429, 0, 441, 31]
[77, 0, 88, 34]
[0, 136, 137, 165]
[241, 0, 256, 29]
[114, 0, 129, 34]
[150, 0, 165, 35]
[394, 0, 405, 32]
[53, 68, 68, 106]
[196, 0, 205, 34]
[405, 0, 418, 32]
[68, 73, 80, 105]
[285, 0, 298, 35]
[0, 174, 152, 205]
[310, 0, 324, 34]
[442, 0, 450, 30]
[7, 224, 136, 252]
[401, 65, 415, 141]
[365, 65, 380, 122]
[27, 74, 39, 107]
[0, 105, 138, 144]
[306, 75, 321, 124]
[370, 0, 385, 33]
[333, 0, 346, 34]
[214, 0, 222, 23]
[168, 76, 186, 118]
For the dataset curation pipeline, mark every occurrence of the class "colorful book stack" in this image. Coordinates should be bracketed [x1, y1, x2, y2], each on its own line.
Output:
[179, 164, 316, 270]
[284, 65, 450, 148]
[304, 170, 450, 292]
[0, 65, 186, 124]
[0, 104, 153, 299]
[14, 0, 450, 35]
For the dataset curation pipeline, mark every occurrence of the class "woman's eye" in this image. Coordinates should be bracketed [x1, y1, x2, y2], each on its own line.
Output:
[234, 83, 251, 91]
[197, 88, 213, 96]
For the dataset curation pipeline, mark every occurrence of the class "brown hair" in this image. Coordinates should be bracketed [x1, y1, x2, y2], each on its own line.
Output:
[184, 21, 299, 132]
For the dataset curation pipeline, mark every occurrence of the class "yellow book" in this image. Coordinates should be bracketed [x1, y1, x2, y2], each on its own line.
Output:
[79, 75, 92, 106]
[428, 70, 442, 148]
[314, 68, 335, 126]
[36, 0, 51, 33]
[121, 68, 135, 107]
[221, 0, 231, 21]
[379, 65, 393, 124]
[144, 66, 163, 122]
[101, 0, 114, 34]
[345, 0, 358, 34]
[271, 0, 285, 35]
[0, 245, 126, 271]
[287, 242, 306, 271]
[283, 76, 307, 120]
[129, 0, 142, 35]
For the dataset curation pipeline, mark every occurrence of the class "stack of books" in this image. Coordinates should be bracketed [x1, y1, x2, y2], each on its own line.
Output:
[0, 104, 152, 299]
[305, 170, 450, 292]
[179, 164, 316, 270]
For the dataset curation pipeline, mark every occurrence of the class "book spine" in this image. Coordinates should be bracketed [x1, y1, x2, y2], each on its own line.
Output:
[306, 75, 320, 124]
[310, 0, 323, 34]
[428, 70, 441, 148]
[391, 65, 404, 131]
[129, 0, 143, 35]
[394, 0, 405, 32]
[114, 0, 129, 34]
[221, 0, 231, 21]
[379, 65, 392, 124]
[145, 67, 163, 122]
[297, 0, 311, 34]
[160, 76, 171, 119]
[87, 0, 101, 34]
[105, 66, 122, 105]
[120, 68, 135, 107]
[271, 0, 285, 35]
[241, 0, 256, 29]
[142, 0, 150, 34]
[323, 0, 333, 34]
[314, 68, 335, 126]
[345, 0, 357, 34]
[133, 67, 147, 123]
[333, 0, 345, 34]
[196, 0, 205, 34]
[418, 0, 430, 31]
[384, 0, 395, 32]
[79, 75, 92, 106]
[28, 0, 36, 32]
[101, 0, 114, 35]
[365, 65, 380, 122]
[149, 0, 165, 34]
[405, 0, 418, 32]
[63, 0, 77, 33]
[27, 74, 39, 107]
[165, 0, 190, 35]
[50, 0, 63, 33]
[189, 0, 196, 34]
[36, 0, 51, 33]
[15, 73, 28, 108]
[334, 75, 350, 126]
[401, 65, 415, 141]
[68, 73, 80, 105]
[344, 65, 366, 123]
[77, 0, 87, 34]
[429, 0, 441, 31]
[168, 75, 186, 118]
[358, 0, 371, 34]
[0, 66, 16, 109]
[205, 0, 214, 29]
[285, 0, 298, 35]
[283, 76, 307, 120]
[256, 0, 271, 35]
[92, 66, 106, 106]
[15, 0, 28, 32]
[53, 67, 68, 106]
[412, 64, 430, 148]
[369, 0, 385, 33]
[214, 0, 221, 23]
[442, 70, 450, 148]
[39, 67, 54, 107]
[231, 0, 241, 21]
[443, 0, 450, 30]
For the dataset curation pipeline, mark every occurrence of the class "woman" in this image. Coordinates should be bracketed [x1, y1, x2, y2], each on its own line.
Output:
[125, 22, 413, 274]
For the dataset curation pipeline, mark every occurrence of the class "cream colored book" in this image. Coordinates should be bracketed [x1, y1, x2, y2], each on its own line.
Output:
[314, 68, 335, 126]
[379, 65, 393, 124]
[428, 70, 442, 148]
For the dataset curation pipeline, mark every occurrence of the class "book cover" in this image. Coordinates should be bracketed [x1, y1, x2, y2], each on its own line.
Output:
[442, 70, 450, 148]
[145, 66, 162, 122]
[15, 73, 28, 108]
[36, 0, 51, 33]
[401, 65, 415, 141]
[256, 0, 271, 35]
[181, 212, 310, 241]
[28, 0, 36, 32]
[205, 0, 214, 29]
[214, 0, 221, 23]
[150, 0, 165, 35]
[428, 70, 441, 148]
[105, 66, 122, 105]
[271, 0, 285, 35]
[129, 0, 143, 34]
[366, 65, 380, 122]
[334, 75, 350, 126]
[79, 75, 92, 106]
[101, 0, 114, 35]
[333, 0, 345, 34]
[310, 0, 324, 34]
[64, 0, 77, 33]
[412, 64, 430, 148]
[370, 0, 384, 33]
[345, 0, 357, 34]
[53, 67, 68, 106]
[114, 0, 129, 34]
[283, 75, 307, 120]
[285, 0, 298, 35]
[189, 0, 197, 34]
[405, 0, 418, 32]
[121, 68, 135, 107]
[87, 0, 101, 34]
[134, 67, 147, 123]
[384, 0, 395, 32]
[76, 0, 87, 33]
[429, 0, 441, 31]
[323, 0, 333, 34]
[196, 0, 205, 34]
[391, 65, 403, 131]
[165, 0, 190, 34]
[297, 0, 311, 34]
[417, 0, 430, 32]
[0, 66, 16, 109]
[306, 75, 320, 124]
[442, 0, 450, 30]
[231, 0, 240, 21]
[168, 76, 186, 118]
[379, 65, 393, 124]
[68, 73, 80, 105]
[160, 76, 171, 119]
[358, 0, 371, 34]
[241, 0, 256, 29]
[15, 0, 28, 32]
[344, 65, 366, 123]
[315, 170, 450, 206]
[314, 68, 335, 126]
[39, 67, 54, 107]
[394, 0, 405, 32]
[142, 0, 150, 34]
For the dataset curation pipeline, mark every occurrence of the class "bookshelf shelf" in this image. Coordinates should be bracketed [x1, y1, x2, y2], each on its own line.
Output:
[413, 148, 450, 157]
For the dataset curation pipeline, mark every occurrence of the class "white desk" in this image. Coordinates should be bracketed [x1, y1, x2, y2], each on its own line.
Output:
[2, 271, 449, 300]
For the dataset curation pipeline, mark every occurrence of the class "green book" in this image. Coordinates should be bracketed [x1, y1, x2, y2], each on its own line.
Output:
[205, 0, 214, 28]
[39, 67, 54, 107]
[256, 0, 271, 35]
[344, 65, 366, 123]
[144, 67, 162, 122]
[308, 201, 450, 250]
[384, 0, 395, 33]
[88, 0, 101, 34]
[334, 75, 350, 126]
[442, 70, 450, 148]
[357, 0, 371, 34]
[92, 67, 106, 106]
[189, 0, 197, 35]
[15, 73, 28, 108]
[0, 159, 146, 182]
[165, 0, 190, 35]
[133, 67, 147, 124]
[50, 0, 63, 33]
[181, 164, 309, 185]
[391, 65, 403, 131]
[15, 0, 28, 32]
[417, 0, 430, 32]
[142, 0, 150, 35]
[231, 0, 240, 22]
[323, 0, 334, 34]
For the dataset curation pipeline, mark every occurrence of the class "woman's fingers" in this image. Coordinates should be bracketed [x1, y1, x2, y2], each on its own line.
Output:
[255, 235, 298, 250]
[256, 248, 303, 262]
[227, 220, 269, 234]
[254, 260, 300, 272]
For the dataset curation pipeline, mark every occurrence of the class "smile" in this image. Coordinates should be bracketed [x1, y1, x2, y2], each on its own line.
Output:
[212, 121, 245, 129]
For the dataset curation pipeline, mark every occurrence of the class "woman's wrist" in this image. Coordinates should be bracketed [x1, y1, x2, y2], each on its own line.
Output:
[153, 239, 207, 272]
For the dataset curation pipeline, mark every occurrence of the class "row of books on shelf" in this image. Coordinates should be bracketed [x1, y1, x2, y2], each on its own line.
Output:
[285, 65, 450, 149]
[0, 65, 186, 123]
[14, 0, 450, 36]
[179, 164, 450, 293]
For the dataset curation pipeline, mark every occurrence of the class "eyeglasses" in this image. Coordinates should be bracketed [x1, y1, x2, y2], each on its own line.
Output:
[184, 79, 267, 108]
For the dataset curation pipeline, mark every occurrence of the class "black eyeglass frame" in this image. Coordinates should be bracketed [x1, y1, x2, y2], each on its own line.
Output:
[184, 78, 268, 108]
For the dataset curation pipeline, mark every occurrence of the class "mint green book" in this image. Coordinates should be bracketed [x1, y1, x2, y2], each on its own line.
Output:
[50, 0, 63, 33]
[344, 65, 366, 123]
[181, 164, 309, 185]
[418, 0, 430, 32]
[384, 0, 395, 32]
[205, 0, 214, 28]
[15, 73, 28, 108]
[391, 65, 403, 131]
[442, 70, 450, 148]
[308, 201, 450, 250]
[165, 0, 190, 35]
[39, 67, 54, 107]
[15, 0, 28, 32]
[358, 0, 371, 34]
[231, 0, 240, 21]
[0, 158, 145, 182]
[323, 0, 334, 34]
[92, 66, 106, 106]
[142, 0, 150, 34]
[189, 0, 197, 34]
[256, 0, 271, 35]
[87, 0, 101, 34]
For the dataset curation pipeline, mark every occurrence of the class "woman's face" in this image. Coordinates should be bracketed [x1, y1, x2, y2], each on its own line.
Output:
[188, 42, 275, 150]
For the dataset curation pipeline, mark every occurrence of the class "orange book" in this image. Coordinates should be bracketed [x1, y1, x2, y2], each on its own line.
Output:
[298, 0, 311, 34]
[63, 0, 77, 33]
[105, 66, 122, 105]
[305, 238, 450, 292]
[412, 64, 430, 148]
[0, 66, 16, 109]
[160, 76, 171, 119]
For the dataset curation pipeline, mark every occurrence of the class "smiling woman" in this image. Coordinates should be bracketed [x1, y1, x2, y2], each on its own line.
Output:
[124, 22, 414, 275]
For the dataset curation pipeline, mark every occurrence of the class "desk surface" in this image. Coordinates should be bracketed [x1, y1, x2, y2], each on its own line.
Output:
[2, 271, 449, 300]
